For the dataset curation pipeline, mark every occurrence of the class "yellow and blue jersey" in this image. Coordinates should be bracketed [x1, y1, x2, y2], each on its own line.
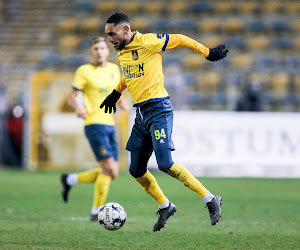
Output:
[115, 31, 209, 106]
[72, 63, 121, 125]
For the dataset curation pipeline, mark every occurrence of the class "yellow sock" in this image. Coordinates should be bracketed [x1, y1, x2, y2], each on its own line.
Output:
[77, 168, 101, 183]
[168, 163, 208, 197]
[93, 173, 112, 207]
[135, 170, 167, 205]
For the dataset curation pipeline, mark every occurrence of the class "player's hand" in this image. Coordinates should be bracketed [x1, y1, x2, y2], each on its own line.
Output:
[100, 89, 122, 113]
[75, 105, 87, 119]
[206, 44, 228, 61]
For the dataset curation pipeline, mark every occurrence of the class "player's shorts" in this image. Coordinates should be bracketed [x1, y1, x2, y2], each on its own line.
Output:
[126, 99, 175, 152]
[84, 124, 118, 161]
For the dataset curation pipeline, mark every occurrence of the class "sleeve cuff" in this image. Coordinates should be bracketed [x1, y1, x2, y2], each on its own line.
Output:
[72, 86, 82, 91]
[162, 34, 170, 51]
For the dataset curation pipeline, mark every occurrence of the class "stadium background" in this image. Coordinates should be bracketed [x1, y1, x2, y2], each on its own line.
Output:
[0, 1, 300, 249]
[0, 0, 299, 176]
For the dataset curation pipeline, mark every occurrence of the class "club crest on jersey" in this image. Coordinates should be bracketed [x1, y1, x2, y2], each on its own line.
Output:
[132, 50, 139, 60]
[157, 34, 166, 40]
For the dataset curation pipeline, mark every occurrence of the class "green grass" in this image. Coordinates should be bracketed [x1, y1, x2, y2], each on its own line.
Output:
[0, 169, 299, 249]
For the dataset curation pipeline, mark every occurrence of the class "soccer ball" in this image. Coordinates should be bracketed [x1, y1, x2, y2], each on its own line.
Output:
[98, 202, 127, 231]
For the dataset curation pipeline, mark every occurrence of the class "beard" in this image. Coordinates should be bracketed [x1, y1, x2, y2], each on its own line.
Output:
[116, 39, 127, 51]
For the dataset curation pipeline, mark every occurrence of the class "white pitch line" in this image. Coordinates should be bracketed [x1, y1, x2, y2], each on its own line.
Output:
[61, 217, 160, 222]
[61, 217, 144, 222]
[62, 216, 90, 221]
[63, 217, 259, 225]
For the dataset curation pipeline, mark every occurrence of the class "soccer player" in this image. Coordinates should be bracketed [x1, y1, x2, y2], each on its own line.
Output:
[60, 36, 128, 221]
[101, 13, 228, 231]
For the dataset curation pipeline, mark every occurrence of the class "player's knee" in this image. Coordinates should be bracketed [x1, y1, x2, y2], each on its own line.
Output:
[100, 157, 118, 179]
[129, 150, 150, 178]
[129, 164, 146, 178]
[101, 167, 115, 179]
[129, 167, 137, 178]
[109, 167, 118, 179]
[111, 171, 118, 180]
[155, 148, 174, 173]
[129, 167, 146, 178]
[157, 162, 173, 173]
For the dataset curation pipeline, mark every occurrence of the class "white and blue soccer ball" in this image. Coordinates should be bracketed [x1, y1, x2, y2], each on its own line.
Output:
[98, 202, 127, 231]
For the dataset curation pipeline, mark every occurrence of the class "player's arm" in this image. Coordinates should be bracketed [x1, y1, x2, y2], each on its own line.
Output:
[68, 89, 87, 119]
[166, 34, 228, 61]
[70, 66, 88, 118]
[115, 74, 127, 93]
[100, 75, 127, 113]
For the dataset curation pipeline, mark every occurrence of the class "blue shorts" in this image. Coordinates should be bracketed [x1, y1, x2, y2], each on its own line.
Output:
[126, 99, 175, 153]
[84, 124, 118, 162]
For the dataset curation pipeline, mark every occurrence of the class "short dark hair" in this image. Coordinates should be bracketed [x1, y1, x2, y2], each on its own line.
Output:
[106, 12, 130, 25]
[91, 36, 106, 46]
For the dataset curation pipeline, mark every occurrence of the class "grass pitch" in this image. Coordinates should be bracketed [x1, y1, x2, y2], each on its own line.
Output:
[0, 169, 299, 249]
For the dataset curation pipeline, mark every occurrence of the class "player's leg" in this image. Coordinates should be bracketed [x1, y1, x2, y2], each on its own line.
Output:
[90, 156, 118, 220]
[155, 148, 222, 225]
[149, 100, 222, 225]
[127, 115, 169, 207]
[60, 168, 101, 203]
[127, 105, 177, 231]
[89, 125, 119, 221]
[129, 149, 167, 205]
[129, 149, 177, 232]
[168, 161, 222, 226]
[155, 148, 211, 198]
[129, 149, 168, 206]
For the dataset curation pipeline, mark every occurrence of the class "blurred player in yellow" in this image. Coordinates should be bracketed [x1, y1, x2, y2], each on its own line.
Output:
[60, 36, 128, 221]
[101, 13, 228, 231]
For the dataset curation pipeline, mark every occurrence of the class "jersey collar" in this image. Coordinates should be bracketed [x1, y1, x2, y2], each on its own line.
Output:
[126, 30, 138, 46]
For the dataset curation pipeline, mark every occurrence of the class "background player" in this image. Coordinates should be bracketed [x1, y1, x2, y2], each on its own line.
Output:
[101, 13, 228, 231]
[60, 36, 128, 221]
